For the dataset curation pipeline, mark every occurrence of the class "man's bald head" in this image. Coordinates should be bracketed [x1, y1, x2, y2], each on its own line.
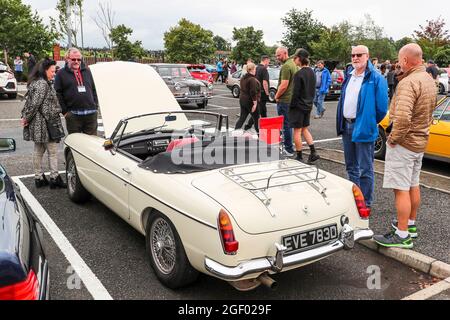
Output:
[276, 47, 289, 63]
[398, 43, 423, 72]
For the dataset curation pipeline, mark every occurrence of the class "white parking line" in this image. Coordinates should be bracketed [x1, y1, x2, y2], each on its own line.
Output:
[12, 176, 113, 300]
[0, 118, 21, 121]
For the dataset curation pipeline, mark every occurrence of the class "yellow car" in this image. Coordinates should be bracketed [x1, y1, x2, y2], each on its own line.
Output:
[375, 94, 450, 162]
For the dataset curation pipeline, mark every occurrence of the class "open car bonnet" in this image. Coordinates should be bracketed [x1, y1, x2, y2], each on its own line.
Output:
[90, 62, 182, 137]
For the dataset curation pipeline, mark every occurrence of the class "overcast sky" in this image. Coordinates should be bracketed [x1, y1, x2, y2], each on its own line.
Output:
[22, 0, 450, 50]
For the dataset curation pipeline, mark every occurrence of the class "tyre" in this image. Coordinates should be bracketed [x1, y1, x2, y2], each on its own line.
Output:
[269, 88, 277, 103]
[66, 151, 91, 203]
[7, 93, 17, 99]
[439, 83, 445, 95]
[146, 212, 199, 289]
[232, 85, 240, 98]
[196, 99, 208, 109]
[374, 127, 387, 160]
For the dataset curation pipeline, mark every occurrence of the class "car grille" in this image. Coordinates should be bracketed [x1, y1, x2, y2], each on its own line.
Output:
[189, 86, 201, 95]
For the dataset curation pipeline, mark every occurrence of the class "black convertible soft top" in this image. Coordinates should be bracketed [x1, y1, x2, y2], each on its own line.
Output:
[139, 136, 284, 174]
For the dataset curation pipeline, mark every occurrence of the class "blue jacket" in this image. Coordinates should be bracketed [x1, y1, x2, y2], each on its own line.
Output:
[336, 61, 388, 143]
[316, 67, 332, 94]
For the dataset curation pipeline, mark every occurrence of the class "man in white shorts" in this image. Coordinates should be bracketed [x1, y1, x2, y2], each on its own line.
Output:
[373, 43, 436, 249]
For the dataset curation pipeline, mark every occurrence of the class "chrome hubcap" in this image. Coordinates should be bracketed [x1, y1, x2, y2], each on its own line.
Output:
[150, 218, 176, 274]
[67, 160, 77, 194]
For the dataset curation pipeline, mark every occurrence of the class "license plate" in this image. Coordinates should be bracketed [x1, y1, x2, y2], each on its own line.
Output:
[282, 224, 338, 254]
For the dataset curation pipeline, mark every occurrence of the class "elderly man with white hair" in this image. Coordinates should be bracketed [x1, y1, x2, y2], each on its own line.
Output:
[54, 47, 99, 135]
[336, 45, 388, 209]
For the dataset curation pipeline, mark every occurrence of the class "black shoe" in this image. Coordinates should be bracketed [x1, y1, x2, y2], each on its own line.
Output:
[307, 153, 321, 164]
[50, 175, 67, 189]
[35, 174, 49, 188]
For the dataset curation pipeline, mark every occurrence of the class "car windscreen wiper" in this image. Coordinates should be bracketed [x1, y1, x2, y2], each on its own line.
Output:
[120, 125, 169, 140]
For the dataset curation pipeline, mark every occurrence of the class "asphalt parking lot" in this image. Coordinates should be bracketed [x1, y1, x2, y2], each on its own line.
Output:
[1, 83, 449, 300]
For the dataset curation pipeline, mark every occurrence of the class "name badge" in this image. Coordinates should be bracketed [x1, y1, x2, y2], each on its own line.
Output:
[78, 86, 86, 93]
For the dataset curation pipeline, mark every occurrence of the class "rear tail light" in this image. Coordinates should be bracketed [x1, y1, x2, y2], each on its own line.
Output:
[218, 209, 239, 255]
[352, 185, 371, 219]
[0, 270, 39, 300]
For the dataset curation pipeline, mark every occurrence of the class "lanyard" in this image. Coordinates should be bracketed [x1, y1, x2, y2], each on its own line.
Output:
[74, 70, 84, 87]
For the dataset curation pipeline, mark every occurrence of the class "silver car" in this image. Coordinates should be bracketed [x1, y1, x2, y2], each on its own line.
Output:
[150, 63, 213, 108]
[226, 67, 280, 103]
[0, 62, 18, 99]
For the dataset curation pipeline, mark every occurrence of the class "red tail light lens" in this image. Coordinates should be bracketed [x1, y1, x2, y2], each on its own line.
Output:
[0, 270, 39, 300]
[352, 185, 371, 219]
[218, 209, 239, 254]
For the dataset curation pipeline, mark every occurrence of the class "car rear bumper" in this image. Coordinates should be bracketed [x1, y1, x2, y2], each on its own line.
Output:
[204, 226, 374, 280]
[0, 83, 17, 93]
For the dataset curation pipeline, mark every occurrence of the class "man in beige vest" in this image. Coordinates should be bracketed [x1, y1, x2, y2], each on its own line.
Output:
[373, 44, 436, 249]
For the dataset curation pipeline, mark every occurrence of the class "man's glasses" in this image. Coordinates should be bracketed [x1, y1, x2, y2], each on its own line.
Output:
[351, 53, 367, 58]
[71, 58, 82, 62]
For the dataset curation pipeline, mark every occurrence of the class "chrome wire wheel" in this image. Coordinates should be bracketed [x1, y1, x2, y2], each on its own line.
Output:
[150, 217, 176, 275]
[374, 135, 383, 153]
[67, 159, 77, 195]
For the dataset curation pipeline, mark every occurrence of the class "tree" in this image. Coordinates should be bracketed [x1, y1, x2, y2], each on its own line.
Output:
[434, 45, 450, 66]
[0, 0, 59, 63]
[164, 18, 215, 63]
[395, 37, 415, 52]
[110, 24, 145, 61]
[92, 1, 116, 51]
[52, 0, 84, 47]
[231, 26, 267, 64]
[280, 9, 325, 55]
[309, 23, 353, 63]
[213, 35, 231, 51]
[413, 16, 450, 60]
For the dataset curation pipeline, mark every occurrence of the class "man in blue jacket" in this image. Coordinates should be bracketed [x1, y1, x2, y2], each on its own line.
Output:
[313, 60, 332, 118]
[336, 45, 388, 208]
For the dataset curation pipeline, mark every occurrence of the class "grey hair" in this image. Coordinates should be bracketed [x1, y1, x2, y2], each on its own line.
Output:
[65, 47, 81, 58]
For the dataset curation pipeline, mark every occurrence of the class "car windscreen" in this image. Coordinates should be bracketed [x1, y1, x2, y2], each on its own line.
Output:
[268, 68, 279, 80]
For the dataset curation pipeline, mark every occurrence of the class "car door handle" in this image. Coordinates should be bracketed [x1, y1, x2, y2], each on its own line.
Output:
[122, 167, 131, 174]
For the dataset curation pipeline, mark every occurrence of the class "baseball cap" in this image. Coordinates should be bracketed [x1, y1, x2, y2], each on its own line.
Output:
[294, 48, 310, 59]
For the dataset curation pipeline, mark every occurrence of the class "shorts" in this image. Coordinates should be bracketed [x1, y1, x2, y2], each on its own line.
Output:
[288, 108, 311, 128]
[383, 144, 424, 191]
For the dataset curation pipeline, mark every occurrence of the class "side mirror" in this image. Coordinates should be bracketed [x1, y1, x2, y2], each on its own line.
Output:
[103, 139, 114, 150]
[0, 138, 16, 152]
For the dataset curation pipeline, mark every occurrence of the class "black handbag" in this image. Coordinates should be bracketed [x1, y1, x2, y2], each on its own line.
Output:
[47, 117, 65, 140]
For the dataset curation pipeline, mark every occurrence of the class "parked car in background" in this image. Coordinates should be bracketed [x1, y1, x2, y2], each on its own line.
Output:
[0, 138, 50, 300]
[438, 70, 449, 94]
[205, 64, 218, 82]
[326, 70, 344, 100]
[149, 63, 213, 108]
[186, 64, 214, 84]
[375, 94, 450, 162]
[65, 61, 374, 291]
[0, 62, 18, 99]
[227, 67, 280, 103]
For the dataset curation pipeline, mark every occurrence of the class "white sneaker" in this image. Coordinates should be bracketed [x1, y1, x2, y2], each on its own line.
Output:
[282, 150, 294, 157]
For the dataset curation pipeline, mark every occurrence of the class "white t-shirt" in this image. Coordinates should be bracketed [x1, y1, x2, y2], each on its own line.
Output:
[343, 70, 365, 119]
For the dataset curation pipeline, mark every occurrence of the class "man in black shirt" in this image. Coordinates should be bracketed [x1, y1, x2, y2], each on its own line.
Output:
[426, 60, 439, 80]
[54, 48, 99, 135]
[245, 55, 270, 130]
[289, 48, 320, 164]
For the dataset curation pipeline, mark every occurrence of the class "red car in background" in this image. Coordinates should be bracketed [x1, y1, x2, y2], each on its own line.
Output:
[186, 64, 214, 84]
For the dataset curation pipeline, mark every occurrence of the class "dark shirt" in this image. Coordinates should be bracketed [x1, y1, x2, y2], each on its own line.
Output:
[239, 73, 261, 106]
[426, 65, 439, 80]
[256, 64, 270, 101]
[290, 67, 316, 111]
[27, 54, 36, 72]
[54, 63, 99, 114]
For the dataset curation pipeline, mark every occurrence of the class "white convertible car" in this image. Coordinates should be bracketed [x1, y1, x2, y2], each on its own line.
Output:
[64, 62, 374, 291]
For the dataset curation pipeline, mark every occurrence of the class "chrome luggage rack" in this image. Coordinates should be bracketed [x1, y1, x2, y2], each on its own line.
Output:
[220, 160, 329, 209]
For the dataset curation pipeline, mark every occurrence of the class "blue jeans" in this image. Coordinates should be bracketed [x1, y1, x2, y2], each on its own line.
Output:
[314, 91, 326, 116]
[342, 121, 375, 207]
[277, 102, 294, 153]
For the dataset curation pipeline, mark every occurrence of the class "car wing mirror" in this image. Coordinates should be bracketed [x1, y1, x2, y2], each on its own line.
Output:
[103, 139, 114, 150]
[0, 138, 16, 152]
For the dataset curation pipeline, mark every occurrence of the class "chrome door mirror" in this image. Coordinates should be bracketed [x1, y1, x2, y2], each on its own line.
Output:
[0, 138, 16, 152]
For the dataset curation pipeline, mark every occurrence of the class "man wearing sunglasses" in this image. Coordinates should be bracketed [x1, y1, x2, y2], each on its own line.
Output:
[54, 47, 99, 135]
[336, 45, 388, 209]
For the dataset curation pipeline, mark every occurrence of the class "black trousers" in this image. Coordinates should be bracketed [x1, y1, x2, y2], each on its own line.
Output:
[245, 99, 266, 130]
[66, 112, 98, 135]
[235, 101, 259, 132]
